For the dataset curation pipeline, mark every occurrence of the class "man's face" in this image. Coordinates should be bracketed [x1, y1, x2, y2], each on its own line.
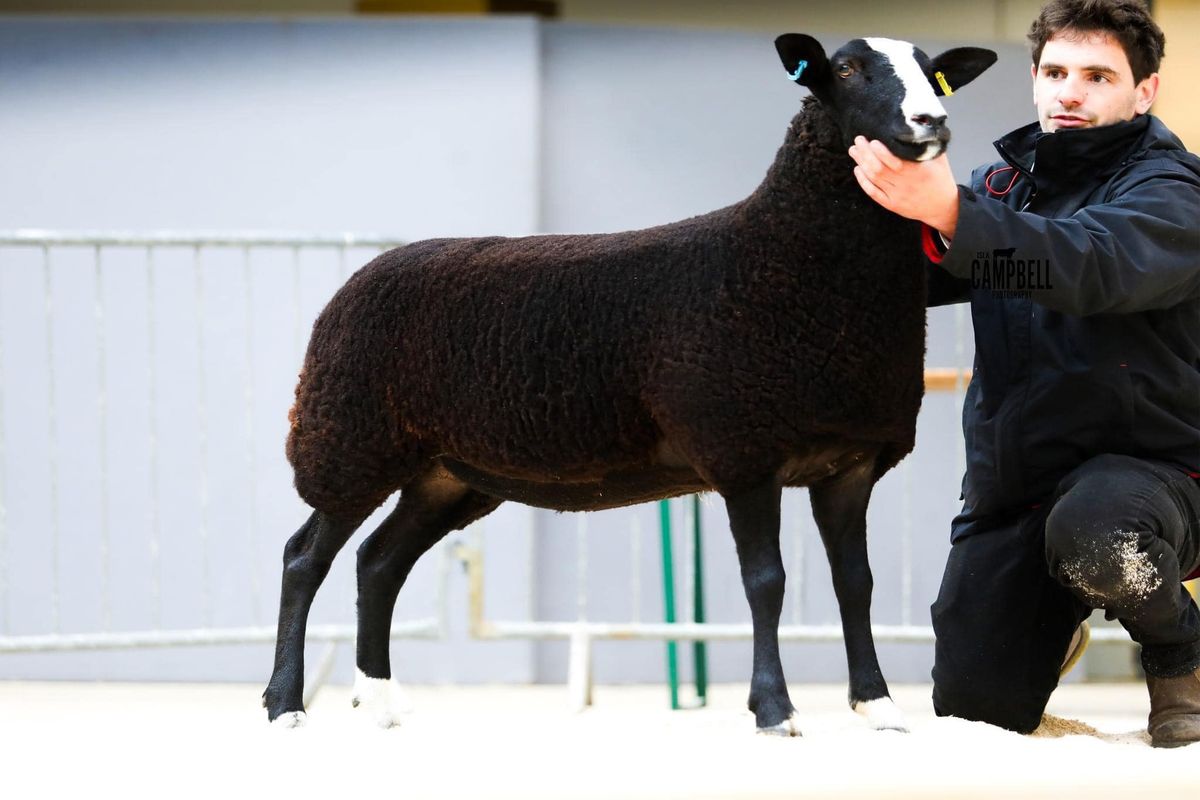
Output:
[1031, 30, 1158, 132]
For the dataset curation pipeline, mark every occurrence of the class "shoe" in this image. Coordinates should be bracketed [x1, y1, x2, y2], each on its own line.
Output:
[1059, 620, 1090, 678]
[1147, 667, 1200, 748]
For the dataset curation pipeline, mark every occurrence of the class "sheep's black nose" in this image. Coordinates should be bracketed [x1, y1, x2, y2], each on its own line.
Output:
[911, 113, 947, 131]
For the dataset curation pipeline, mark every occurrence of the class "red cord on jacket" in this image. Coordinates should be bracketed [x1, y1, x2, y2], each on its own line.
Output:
[985, 166, 1020, 196]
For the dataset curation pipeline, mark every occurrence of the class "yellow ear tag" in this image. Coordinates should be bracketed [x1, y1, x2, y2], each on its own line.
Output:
[934, 71, 954, 96]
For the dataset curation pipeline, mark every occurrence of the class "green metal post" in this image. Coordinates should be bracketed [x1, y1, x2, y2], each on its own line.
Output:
[691, 494, 708, 706]
[659, 499, 680, 710]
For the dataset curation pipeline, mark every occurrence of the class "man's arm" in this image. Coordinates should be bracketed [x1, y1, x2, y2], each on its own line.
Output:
[850, 137, 1200, 316]
[849, 136, 960, 238]
[941, 165, 1200, 315]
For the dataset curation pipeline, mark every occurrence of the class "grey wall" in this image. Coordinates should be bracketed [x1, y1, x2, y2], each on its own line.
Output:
[1, 18, 543, 235]
[0, 17, 1037, 686]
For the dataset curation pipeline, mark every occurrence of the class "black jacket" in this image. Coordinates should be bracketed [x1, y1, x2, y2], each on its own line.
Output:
[928, 114, 1200, 541]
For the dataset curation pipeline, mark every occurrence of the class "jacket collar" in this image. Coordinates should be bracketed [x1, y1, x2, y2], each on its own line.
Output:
[993, 113, 1153, 188]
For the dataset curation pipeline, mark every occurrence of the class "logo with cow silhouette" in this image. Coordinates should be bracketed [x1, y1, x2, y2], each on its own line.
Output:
[970, 246, 1053, 299]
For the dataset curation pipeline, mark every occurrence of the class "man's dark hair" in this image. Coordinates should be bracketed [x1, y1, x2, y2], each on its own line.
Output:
[1028, 0, 1166, 83]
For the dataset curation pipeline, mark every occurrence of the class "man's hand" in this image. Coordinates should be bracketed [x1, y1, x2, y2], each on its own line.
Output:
[848, 136, 960, 240]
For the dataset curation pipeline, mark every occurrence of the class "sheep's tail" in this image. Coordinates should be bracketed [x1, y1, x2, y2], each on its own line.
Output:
[285, 368, 305, 466]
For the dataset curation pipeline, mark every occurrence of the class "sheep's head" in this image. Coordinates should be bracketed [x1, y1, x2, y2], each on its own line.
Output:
[776, 34, 997, 161]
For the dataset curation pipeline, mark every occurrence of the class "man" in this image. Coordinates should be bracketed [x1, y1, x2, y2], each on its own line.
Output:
[849, 0, 1200, 747]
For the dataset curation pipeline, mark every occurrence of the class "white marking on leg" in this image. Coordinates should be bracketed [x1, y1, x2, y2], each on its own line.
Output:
[854, 697, 909, 732]
[757, 712, 802, 737]
[271, 710, 307, 728]
[864, 37, 947, 144]
[352, 668, 412, 729]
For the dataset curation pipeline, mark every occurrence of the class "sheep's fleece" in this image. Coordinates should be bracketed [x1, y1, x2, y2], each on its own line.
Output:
[286, 96, 925, 518]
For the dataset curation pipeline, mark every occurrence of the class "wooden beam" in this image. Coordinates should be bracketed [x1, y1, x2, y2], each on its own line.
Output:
[924, 368, 972, 392]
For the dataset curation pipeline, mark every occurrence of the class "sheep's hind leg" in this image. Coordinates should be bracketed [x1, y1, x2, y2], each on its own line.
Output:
[353, 472, 501, 728]
[264, 509, 367, 726]
[809, 460, 908, 733]
[723, 480, 799, 735]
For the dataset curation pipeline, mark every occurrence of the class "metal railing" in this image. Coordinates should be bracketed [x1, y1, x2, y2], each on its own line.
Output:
[0, 231, 441, 699]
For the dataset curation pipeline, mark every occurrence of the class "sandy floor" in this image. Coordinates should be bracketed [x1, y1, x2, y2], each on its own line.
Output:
[0, 681, 1191, 799]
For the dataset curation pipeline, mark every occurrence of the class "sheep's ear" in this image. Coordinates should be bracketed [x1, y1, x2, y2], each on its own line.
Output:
[926, 47, 997, 96]
[775, 34, 830, 91]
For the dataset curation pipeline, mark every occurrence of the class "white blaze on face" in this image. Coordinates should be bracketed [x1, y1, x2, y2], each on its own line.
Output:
[864, 37, 947, 160]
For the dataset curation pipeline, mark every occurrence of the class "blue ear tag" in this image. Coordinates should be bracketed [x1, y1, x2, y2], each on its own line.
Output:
[789, 60, 808, 81]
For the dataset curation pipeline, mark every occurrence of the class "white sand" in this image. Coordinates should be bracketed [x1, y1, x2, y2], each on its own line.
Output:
[0, 681, 1191, 799]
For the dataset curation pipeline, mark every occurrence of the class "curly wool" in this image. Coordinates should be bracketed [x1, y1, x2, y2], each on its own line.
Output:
[287, 96, 926, 517]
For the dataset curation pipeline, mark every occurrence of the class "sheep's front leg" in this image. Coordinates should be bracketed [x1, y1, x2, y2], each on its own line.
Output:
[809, 461, 908, 732]
[723, 481, 798, 735]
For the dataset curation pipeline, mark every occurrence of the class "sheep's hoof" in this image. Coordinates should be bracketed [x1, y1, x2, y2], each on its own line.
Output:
[757, 713, 803, 737]
[853, 697, 909, 732]
[351, 668, 411, 729]
[271, 710, 308, 728]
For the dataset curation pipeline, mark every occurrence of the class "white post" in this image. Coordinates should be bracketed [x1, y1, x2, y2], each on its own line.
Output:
[566, 626, 593, 711]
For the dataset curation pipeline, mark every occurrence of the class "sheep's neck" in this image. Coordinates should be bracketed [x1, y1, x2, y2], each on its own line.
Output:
[740, 98, 861, 231]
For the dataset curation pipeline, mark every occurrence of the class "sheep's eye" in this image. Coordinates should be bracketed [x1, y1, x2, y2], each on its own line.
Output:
[836, 63, 855, 78]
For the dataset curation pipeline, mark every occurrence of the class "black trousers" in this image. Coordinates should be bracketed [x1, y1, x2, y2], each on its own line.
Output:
[931, 454, 1200, 733]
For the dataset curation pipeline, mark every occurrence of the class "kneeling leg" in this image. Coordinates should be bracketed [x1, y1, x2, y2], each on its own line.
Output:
[931, 511, 1087, 733]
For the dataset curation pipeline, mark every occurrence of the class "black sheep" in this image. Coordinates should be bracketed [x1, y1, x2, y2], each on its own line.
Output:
[265, 34, 997, 733]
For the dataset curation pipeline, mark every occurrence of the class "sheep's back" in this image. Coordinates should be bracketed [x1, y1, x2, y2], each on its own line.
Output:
[297, 215, 734, 482]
